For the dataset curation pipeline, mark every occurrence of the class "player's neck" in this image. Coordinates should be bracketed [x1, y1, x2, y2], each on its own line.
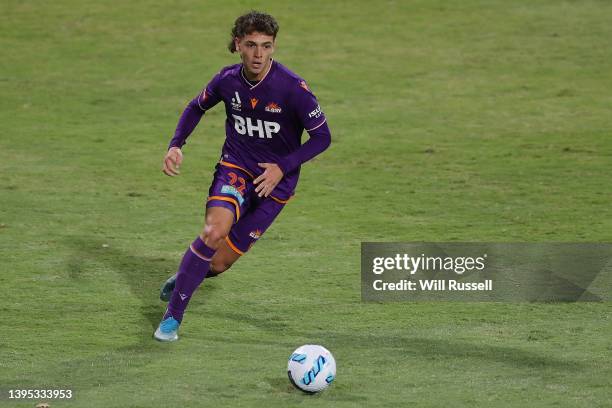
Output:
[242, 58, 273, 82]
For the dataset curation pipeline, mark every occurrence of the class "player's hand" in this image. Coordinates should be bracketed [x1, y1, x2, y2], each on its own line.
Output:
[254, 163, 284, 197]
[163, 147, 183, 176]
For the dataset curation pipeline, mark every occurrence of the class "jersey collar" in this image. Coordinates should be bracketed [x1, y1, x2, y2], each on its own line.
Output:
[240, 59, 274, 90]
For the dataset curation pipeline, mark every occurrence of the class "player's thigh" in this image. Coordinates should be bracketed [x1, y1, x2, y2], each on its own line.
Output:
[206, 163, 253, 224]
[203, 163, 254, 244]
[226, 198, 286, 255]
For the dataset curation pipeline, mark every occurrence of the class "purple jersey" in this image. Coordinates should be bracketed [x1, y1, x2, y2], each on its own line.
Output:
[178, 60, 327, 200]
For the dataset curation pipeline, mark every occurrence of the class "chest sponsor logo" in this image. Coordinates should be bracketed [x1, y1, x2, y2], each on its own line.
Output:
[231, 91, 242, 111]
[265, 102, 282, 113]
[232, 114, 280, 139]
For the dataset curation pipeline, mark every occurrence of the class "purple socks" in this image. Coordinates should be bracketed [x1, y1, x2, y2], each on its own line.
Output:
[165, 237, 216, 322]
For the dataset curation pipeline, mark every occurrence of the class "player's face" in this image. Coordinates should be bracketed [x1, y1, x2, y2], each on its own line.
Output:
[235, 32, 275, 81]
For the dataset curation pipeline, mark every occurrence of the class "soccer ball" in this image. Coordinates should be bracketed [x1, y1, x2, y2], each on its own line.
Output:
[287, 344, 336, 393]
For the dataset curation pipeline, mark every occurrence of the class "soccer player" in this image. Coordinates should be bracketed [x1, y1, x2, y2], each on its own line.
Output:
[154, 11, 331, 341]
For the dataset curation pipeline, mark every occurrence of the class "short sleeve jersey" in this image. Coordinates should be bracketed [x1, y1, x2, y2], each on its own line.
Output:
[196, 60, 326, 200]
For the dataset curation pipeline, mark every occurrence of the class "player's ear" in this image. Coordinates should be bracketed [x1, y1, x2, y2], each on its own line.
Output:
[234, 37, 241, 53]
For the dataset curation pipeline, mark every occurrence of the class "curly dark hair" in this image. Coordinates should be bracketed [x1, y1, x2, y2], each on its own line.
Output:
[228, 11, 279, 53]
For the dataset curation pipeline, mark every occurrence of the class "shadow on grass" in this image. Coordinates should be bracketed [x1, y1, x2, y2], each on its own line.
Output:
[264, 376, 367, 402]
[3, 304, 586, 402]
[212, 310, 584, 372]
[2, 236, 226, 397]
[63, 235, 218, 330]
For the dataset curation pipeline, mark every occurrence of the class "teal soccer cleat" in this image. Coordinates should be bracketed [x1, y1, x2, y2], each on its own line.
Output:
[159, 274, 177, 302]
[153, 316, 180, 342]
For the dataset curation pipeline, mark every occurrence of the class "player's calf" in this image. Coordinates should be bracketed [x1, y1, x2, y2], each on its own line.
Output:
[160, 268, 223, 302]
[158, 207, 235, 305]
[211, 234, 242, 273]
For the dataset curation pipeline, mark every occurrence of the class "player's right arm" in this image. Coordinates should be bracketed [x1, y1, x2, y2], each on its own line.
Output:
[162, 73, 223, 177]
[163, 146, 183, 176]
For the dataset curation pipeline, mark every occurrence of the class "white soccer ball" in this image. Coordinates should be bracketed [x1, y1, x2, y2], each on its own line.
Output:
[287, 344, 336, 393]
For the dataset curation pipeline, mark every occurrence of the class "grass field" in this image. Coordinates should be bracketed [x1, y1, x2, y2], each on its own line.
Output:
[1, 0, 611, 406]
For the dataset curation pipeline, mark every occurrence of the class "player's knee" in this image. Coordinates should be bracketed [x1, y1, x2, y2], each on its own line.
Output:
[200, 225, 227, 249]
[211, 258, 233, 274]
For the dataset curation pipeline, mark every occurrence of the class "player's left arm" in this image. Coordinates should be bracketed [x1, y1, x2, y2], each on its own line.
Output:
[276, 121, 331, 175]
[254, 81, 331, 197]
[254, 123, 331, 197]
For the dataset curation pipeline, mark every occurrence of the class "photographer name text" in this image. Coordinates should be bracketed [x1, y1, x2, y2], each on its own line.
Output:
[372, 279, 493, 291]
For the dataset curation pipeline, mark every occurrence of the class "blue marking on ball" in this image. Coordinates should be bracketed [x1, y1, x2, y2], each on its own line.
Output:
[301, 355, 326, 385]
[290, 353, 307, 363]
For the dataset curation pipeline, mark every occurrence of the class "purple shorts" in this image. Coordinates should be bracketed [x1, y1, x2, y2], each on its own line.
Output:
[206, 161, 288, 255]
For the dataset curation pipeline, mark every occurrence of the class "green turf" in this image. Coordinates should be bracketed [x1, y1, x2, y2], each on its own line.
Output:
[1, 0, 611, 406]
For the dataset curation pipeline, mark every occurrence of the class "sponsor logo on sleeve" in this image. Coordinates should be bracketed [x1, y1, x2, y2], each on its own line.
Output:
[308, 105, 323, 119]
[299, 80, 310, 92]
